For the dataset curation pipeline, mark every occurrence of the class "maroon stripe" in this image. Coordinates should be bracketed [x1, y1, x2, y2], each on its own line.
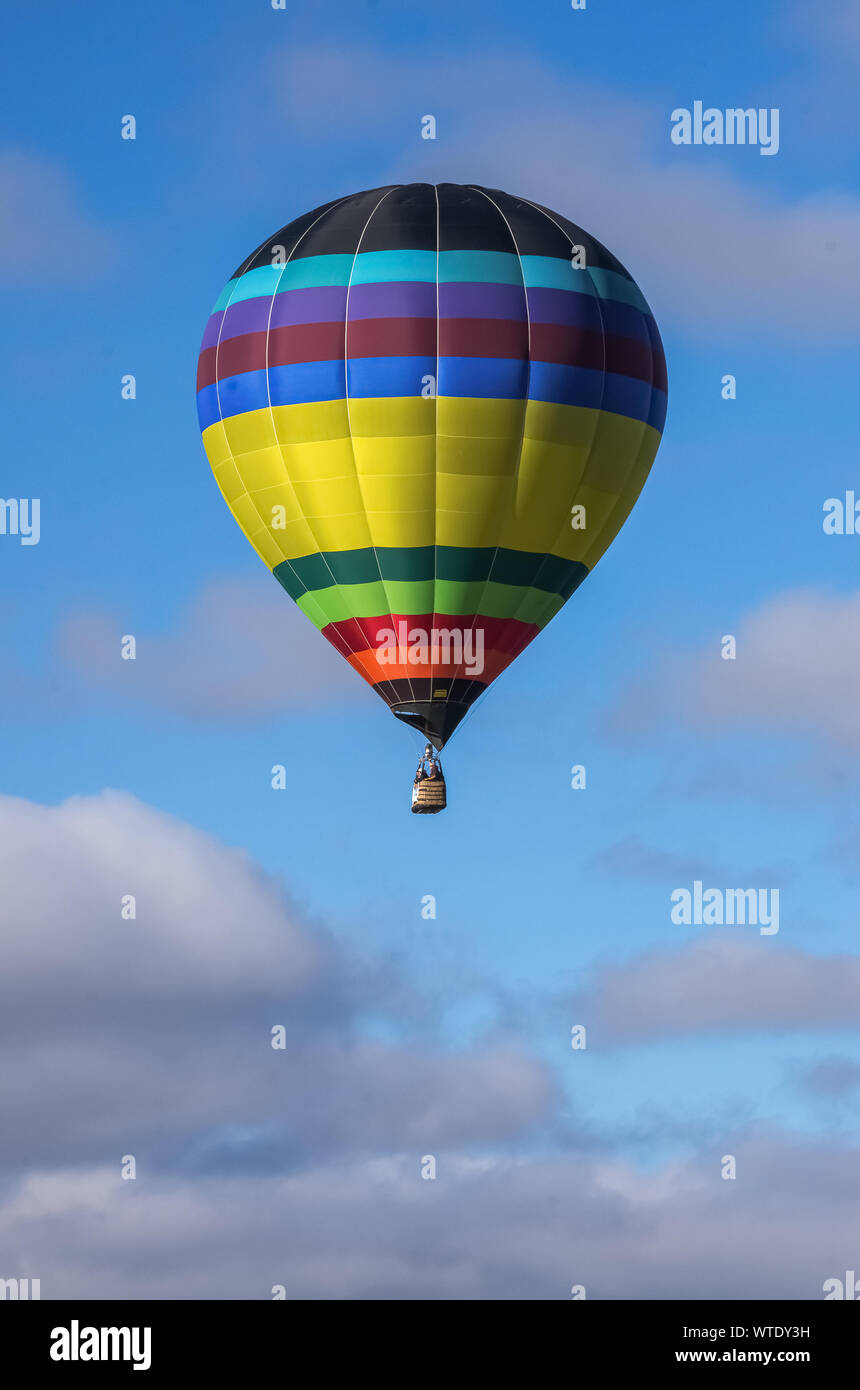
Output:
[198, 319, 439, 390]
[321, 612, 540, 656]
[346, 316, 436, 359]
[439, 317, 529, 359]
[198, 318, 667, 393]
[529, 323, 668, 389]
[439, 320, 665, 388]
[197, 323, 349, 389]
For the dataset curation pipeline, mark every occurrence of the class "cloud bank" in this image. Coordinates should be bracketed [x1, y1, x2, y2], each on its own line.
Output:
[1, 791, 859, 1298]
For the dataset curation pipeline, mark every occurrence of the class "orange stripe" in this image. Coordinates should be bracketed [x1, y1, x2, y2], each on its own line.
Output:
[345, 646, 515, 686]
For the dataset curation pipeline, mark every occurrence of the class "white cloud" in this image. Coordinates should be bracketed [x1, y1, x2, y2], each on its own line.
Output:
[0, 150, 115, 284]
[780, 0, 860, 55]
[606, 588, 860, 749]
[3, 1135, 859, 1298]
[0, 791, 555, 1169]
[583, 934, 860, 1043]
[1, 790, 859, 1297]
[57, 575, 359, 718]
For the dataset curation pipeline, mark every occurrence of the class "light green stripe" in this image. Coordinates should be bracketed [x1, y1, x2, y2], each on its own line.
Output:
[475, 583, 565, 624]
[297, 579, 565, 629]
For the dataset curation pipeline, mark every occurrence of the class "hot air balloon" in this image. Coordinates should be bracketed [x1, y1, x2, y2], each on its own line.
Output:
[197, 184, 667, 810]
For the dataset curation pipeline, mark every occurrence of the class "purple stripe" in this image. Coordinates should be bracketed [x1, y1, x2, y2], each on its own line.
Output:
[438, 282, 526, 320]
[526, 287, 602, 332]
[201, 287, 351, 349]
[526, 287, 655, 343]
[199, 281, 660, 353]
[270, 285, 348, 329]
[347, 281, 436, 319]
[201, 310, 228, 350]
[201, 298, 269, 348]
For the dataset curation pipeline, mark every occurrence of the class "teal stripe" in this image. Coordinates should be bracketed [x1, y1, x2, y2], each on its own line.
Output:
[521, 257, 649, 310]
[438, 251, 522, 285]
[274, 545, 587, 602]
[212, 256, 356, 309]
[351, 249, 437, 284]
[212, 251, 646, 313]
[586, 267, 650, 311]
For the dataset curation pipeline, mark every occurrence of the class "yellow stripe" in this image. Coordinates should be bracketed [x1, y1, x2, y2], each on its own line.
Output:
[201, 400, 660, 570]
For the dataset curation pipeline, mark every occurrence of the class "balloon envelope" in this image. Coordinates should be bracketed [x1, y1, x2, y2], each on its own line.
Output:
[197, 183, 667, 746]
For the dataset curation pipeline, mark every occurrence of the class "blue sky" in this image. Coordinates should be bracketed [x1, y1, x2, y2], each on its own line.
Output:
[2, 0, 860, 1298]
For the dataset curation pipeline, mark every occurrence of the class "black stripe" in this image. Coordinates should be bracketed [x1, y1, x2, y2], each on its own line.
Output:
[231, 195, 349, 278]
[521, 195, 635, 280]
[437, 182, 514, 253]
[360, 184, 438, 251]
[233, 185, 638, 279]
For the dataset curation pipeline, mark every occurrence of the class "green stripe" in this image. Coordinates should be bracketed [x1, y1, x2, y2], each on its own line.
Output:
[275, 547, 586, 602]
[213, 251, 644, 312]
[294, 577, 567, 629]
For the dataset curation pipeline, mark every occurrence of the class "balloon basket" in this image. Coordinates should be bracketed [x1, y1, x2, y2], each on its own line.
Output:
[410, 746, 447, 814]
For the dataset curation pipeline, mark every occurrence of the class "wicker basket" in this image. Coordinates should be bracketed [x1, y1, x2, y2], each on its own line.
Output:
[411, 774, 447, 813]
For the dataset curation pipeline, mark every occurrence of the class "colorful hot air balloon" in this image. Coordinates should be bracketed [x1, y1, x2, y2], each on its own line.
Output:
[197, 183, 667, 760]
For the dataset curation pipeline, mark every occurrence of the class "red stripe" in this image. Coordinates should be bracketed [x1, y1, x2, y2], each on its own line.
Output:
[321, 612, 540, 658]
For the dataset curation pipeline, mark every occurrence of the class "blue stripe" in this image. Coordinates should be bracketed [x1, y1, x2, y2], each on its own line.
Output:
[197, 356, 666, 431]
[269, 360, 346, 407]
[346, 355, 437, 398]
[647, 385, 668, 433]
[438, 355, 529, 400]
[532, 362, 666, 428]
